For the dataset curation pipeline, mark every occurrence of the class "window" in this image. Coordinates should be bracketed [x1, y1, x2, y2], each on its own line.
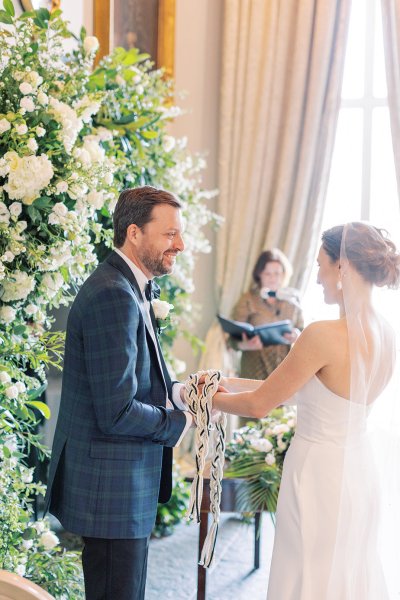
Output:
[302, 0, 398, 323]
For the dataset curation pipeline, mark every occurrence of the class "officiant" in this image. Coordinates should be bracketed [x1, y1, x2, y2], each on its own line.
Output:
[229, 249, 304, 388]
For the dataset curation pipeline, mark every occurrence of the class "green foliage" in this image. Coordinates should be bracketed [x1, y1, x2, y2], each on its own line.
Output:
[225, 408, 297, 514]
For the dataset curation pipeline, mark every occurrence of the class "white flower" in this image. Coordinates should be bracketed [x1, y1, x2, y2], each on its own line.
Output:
[55, 181, 68, 194]
[36, 125, 46, 137]
[0, 306, 17, 324]
[116, 74, 126, 87]
[2, 251, 15, 263]
[163, 135, 176, 153]
[15, 564, 26, 577]
[49, 98, 83, 152]
[0, 158, 9, 178]
[34, 520, 46, 533]
[53, 202, 68, 217]
[265, 452, 276, 466]
[0, 118, 11, 134]
[250, 438, 273, 453]
[4, 152, 54, 204]
[74, 96, 101, 123]
[19, 81, 33, 95]
[25, 303, 38, 316]
[152, 298, 173, 320]
[15, 381, 26, 394]
[26, 71, 43, 88]
[22, 539, 33, 550]
[15, 123, 28, 135]
[273, 424, 290, 435]
[174, 359, 186, 375]
[9, 202, 22, 218]
[1, 270, 36, 302]
[83, 36, 99, 54]
[86, 190, 104, 210]
[27, 138, 38, 153]
[37, 91, 48, 106]
[277, 438, 287, 451]
[83, 138, 105, 163]
[40, 272, 65, 298]
[5, 385, 19, 399]
[0, 371, 11, 383]
[20, 96, 35, 112]
[40, 531, 59, 550]
[13, 71, 25, 82]
[0, 202, 10, 224]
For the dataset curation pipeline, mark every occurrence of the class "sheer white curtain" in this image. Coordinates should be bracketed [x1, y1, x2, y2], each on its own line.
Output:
[381, 0, 400, 196]
[201, 0, 351, 371]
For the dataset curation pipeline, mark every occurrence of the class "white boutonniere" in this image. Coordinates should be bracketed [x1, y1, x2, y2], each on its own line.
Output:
[151, 299, 174, 333]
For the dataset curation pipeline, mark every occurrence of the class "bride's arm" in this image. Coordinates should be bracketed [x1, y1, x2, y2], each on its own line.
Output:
[214, 323, 329, 418]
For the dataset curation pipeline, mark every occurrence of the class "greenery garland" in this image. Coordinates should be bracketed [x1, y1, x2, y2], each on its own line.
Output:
[0, 2, 218, 595]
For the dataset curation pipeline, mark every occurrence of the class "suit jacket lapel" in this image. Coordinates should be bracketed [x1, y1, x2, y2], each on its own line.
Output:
[105, 251, 168, 391]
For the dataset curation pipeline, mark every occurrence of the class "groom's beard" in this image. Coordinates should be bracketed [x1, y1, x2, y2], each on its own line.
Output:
[140, 247, 178, 276]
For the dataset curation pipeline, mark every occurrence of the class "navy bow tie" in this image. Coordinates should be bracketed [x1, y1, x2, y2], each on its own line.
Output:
[144, 280, 161, 302]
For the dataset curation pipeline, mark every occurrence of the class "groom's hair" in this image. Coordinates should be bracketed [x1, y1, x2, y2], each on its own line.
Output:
[113, 186, 182, 247]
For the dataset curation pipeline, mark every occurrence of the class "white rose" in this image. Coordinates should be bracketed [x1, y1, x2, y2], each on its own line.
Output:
[19, 82, 33, 95]
[36, 126, 46, 137]
[34, 520, 46, 533]
[0, 306, 16, 324]
[4, 153, 54, 204]
[86, 190, 104, 210]
[40, 531, 59, 550]
[0, 118, 11, 134]
[20, 96, 35, 112]
[151, 298, 173, 320]
[83, 36, 99, 54]
[53, 202, 68, 217]
[1, 270, 36, 302]
[22, 539, 33, 550]
[2, 251, 15, 263]
[55, 181, 68, 194]
[273, 424, 290, 435]
[27, 71, 42, 88]
[250, 438, 273, 453]
[9, 202, 22, 217]
[15, 123, 28, 135]
[265, 452, 276, 466]
[0, 371, 11, 383]
[27, 138, 38, 153]
[5, 385, 19, 399]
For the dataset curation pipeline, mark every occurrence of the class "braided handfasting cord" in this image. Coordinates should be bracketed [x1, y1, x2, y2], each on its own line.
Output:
[184, 369, 227, 568]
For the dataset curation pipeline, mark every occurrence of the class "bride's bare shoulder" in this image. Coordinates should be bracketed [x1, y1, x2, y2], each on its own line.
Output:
[300, 319, 346, 338]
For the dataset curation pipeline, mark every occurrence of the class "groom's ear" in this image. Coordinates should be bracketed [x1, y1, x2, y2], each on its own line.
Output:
[126, 223, 141, 245]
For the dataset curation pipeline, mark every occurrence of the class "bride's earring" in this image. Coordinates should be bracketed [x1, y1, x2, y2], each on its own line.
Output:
[336, 280, 342, 290]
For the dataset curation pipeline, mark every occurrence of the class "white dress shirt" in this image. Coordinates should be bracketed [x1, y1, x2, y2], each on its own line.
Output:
[114, 248, 192, 445]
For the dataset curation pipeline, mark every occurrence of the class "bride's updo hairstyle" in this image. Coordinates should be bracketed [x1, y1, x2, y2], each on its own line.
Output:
[321, 222, 400, 289]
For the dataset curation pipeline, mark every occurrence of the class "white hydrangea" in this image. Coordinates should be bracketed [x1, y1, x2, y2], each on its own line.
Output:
[3, 151, 54, 204]
[83, 137, 105, 163]
[1, 270, 36, 302]
[86, 190, 104, 210]
[49, 97, 83, 152]
[0, 305, 16, 324]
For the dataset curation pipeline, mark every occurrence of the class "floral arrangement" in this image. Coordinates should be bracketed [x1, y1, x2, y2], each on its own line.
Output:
[0, 0, 219, 594]
[224, 408, 296, 516]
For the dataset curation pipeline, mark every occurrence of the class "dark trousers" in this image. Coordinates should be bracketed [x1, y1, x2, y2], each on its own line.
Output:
[82, 536, 150, 600]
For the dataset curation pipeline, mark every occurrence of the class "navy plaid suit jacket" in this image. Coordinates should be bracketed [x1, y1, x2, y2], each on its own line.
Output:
[44, 251, 187, 538]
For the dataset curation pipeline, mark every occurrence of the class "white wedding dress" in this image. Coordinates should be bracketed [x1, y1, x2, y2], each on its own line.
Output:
[266, 374, 389, 600]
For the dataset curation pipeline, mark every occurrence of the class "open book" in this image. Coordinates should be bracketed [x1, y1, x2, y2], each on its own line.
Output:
[218, 315, 293, 346]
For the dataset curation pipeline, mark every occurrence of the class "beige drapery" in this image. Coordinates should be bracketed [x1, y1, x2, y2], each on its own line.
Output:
[201, 0, 351, 371]
[381, 0, 400, 196]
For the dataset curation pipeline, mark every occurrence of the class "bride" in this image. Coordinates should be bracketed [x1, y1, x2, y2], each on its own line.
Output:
[213, 222, 400, 599]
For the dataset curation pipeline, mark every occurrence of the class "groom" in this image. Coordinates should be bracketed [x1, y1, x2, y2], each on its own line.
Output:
[45, 186, 193, 600]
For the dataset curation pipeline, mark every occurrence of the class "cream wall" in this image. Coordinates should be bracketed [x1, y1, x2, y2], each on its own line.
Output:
[171, 0, 223, 373]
